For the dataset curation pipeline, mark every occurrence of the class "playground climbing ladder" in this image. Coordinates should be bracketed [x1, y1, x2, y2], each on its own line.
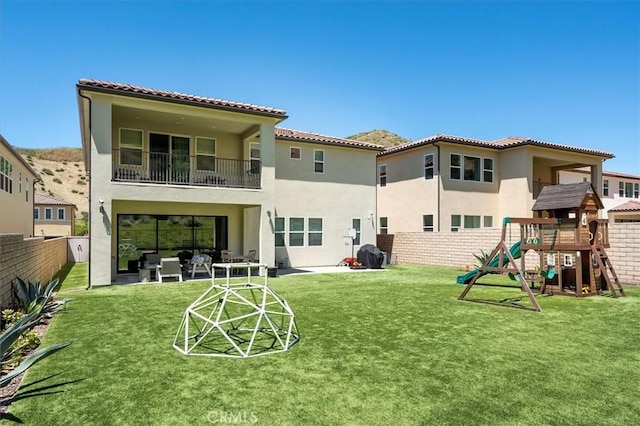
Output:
[590, 245, 626, 298]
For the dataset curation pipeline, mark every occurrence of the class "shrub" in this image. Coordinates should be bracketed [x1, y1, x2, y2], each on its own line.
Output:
[78, 191, 84, 195]
[72, 189, 79, 194]
[55, 168, 65, 172]
[53, 178, 62, 184]
[77, 180, 86, 185]
[62, 162, 68, 165]
[42, 169, 54, 176]
[12, 277, 70, 318]
[0, 306, 72, 388]
[74, 163, 79, 167]
[48, 190, 54, 196]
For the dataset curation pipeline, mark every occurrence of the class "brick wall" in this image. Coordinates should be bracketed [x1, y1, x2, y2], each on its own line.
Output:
[377, 223, 640, 285]
[0, 234, 69, 307]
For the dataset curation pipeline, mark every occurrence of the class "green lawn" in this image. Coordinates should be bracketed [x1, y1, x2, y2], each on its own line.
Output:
[7, 264, 640, 425]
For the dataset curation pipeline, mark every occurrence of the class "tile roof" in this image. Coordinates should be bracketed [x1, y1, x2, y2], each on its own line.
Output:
[379, 133, 614, 158]
[608, 200, 640, 212]
[532, 182, 603, 211]
[275, 128, 385, 151]
[34, 193, 76, 207]
[77, 79, 287, 119]
[565, 167, 640, 180]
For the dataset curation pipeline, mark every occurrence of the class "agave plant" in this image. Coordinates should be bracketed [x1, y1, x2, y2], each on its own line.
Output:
[473, 249, 492, 269]
[0, 310, 72, 387]
[12, 277, 71, 318]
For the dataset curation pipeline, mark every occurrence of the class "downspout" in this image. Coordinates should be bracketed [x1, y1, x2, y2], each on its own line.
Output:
[434, 142, 441, 232]
[77, 90, 92, 290]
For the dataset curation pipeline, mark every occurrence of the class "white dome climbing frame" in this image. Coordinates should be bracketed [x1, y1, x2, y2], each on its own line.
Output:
[173, 263, 300, 358]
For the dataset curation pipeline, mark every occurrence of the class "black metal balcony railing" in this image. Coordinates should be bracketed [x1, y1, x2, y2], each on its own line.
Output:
[112, 150, 261, 189]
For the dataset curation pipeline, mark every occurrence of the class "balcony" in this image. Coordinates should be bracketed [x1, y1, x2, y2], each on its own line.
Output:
[112, 150, 261, 189]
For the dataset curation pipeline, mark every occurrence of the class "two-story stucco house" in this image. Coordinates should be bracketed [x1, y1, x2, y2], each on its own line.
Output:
[0, 135, 40, 236]
[377, 134, 613, 233]
[77, 79, 383, 286]
[34, 193, 77, 236]
[559, 167, 640, 221]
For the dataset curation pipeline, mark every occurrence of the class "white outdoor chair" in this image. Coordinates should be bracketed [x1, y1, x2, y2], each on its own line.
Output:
[156, 257, 183, 282]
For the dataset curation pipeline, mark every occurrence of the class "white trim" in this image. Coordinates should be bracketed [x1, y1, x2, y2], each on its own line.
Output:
[118, 127, 144, 167]
[308, 217, 323, 247]
[379, 163, 387, 187]
[288, 217, 305, 247]
[195, 136, 217, 172]
[424, 153, 434, 180]
[422, 214, 434, 232]
[313, 149, 325, 174]
[450, 153, 461, 180]
[482, 157, 494, 183]
[57, 207, 65, 221]
[45, 207, 52, 220]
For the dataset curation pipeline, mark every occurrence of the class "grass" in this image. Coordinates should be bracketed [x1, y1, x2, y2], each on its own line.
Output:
[7, 264, 640, 425]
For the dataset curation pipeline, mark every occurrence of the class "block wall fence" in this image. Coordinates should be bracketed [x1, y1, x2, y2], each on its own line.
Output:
[377, 222, 640, 286]
[0, 234, 69, 307]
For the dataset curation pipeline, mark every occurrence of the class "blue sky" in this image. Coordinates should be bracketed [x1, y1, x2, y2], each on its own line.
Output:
[1, 1, 638, 174]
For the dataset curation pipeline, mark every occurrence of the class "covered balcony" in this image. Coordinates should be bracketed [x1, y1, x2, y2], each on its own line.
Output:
[112, 149, 261, 189]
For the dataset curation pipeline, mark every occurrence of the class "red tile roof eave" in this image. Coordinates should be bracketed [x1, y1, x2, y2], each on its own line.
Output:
[34, 193, 77, 207]
[76, 80, 288, 121]
[377, 136, 614, 158]
[275, 128, 385, 151]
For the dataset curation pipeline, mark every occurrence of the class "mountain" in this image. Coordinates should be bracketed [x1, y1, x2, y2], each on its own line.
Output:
[347, 129, 411, 148]
[17, 148, 89, 216]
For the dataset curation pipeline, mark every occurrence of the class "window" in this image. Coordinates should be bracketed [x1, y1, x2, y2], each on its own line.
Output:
[290, 147, 301, 160]
[379, 164, 387, 187]
[464, 215, 481, 228]
[45, 208, 52, 220]
[314, 150, 324, 173]
[352, 218, 361, 245]
[308, 218, 323, 246]
[0, 155, 13, 194]
[422, 214, 434, 232]
[635, 183, 639, 198]
[483, 216, 493, 228]
[464, 156, 481, 181]
[625, 182, 634, 198]
[120, 128, 143, 166]
[424, 154, 434, 180]
[450, 154, 461, 180]
[274, 217, 285, 247]
[483, 158, 494, 183]
[34, 208, 39, 220]
[563, 254, 573, 267]
[451, 215, 461, 232]
[289, 218, 304, 246]
[603, 179, 609, 196]
[57, 208, 65, 220]
[380, 217, 388, 234]
[249, 142, 261, 174]
[196, 137, 216, 171]
[619, 182, 624, 197]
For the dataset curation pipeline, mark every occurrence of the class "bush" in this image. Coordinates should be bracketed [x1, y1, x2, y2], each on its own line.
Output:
[42, 169, 54, 176]
[55, 168, 65, 172]
[77, 180, 86, 185]
[72, 189, 79, 194]
[53, 178, 62, 184]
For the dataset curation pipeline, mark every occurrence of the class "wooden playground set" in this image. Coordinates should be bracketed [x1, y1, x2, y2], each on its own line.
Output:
[457, 183, 626, 312]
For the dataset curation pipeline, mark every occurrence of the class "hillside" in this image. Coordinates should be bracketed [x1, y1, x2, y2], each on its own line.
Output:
[347, 129, 410, 148]
[18, 148, 89, 216]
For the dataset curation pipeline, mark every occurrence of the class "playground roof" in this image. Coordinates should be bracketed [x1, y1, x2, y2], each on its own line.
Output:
[532, 182, 604, 211]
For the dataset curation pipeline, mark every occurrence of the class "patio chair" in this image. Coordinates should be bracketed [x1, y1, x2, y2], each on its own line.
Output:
[156, 257, 183, 283]
[245, 250, 257, 262]
[221, 250, 233, 263]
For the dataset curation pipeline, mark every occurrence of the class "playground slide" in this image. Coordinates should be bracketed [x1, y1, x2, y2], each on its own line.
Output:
[456, 240, 522, 285]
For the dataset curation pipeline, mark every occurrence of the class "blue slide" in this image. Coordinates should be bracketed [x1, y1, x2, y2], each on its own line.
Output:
[456, 240, 522, 284]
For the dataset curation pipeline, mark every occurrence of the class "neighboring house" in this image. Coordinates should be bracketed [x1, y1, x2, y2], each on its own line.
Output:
[607, 200, 640, 223]
[77, 79, 383, 286]
[34, 193, 77, 236]
[0, 134, 40, 237]
[559, 168, 640, 220]
[377, 134, 613, 233]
